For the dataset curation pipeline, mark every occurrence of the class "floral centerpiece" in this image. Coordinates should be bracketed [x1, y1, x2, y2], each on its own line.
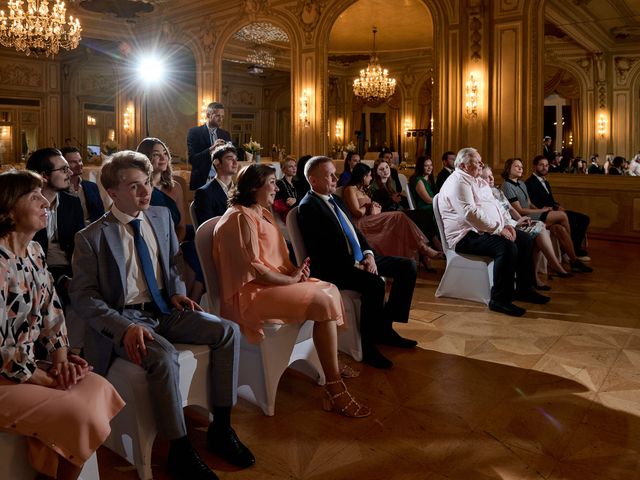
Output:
[101, 139, 119, 156]
[243, 138, 262, 162]
[344, 141, 357, 153]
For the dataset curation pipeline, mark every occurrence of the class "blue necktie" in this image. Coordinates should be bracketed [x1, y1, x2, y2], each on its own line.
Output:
[129, 219, 170, 314]
[328, 196, 364, 262]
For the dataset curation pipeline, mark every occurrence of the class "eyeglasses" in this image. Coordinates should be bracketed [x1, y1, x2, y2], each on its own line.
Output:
[50, 165, 70, 173]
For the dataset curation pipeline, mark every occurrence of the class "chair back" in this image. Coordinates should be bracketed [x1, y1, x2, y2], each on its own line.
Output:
[285, 207, 307, 266]
[189, 200, 198, 229]
[432, 194, 451, 253]
[397, 173, 415, 210]
[195, 216, 222, 314]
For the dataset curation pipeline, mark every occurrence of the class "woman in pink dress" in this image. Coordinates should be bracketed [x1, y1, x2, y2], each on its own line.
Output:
[343, 163, 442, 268]
[0, 170, 124, 480]
[213, 164, 370, 418]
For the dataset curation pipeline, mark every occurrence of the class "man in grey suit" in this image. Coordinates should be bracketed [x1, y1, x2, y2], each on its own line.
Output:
[69, 151, 254, 480]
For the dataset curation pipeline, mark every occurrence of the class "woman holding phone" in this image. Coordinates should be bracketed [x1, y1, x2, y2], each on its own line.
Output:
[213, 164, 370, 418]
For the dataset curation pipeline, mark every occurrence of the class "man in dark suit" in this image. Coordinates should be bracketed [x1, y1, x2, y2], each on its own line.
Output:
[193, 143, 238, 227]
[298, 156, 418, 370]
[435, 150, 456, 193]
[543, 136, 553, 159]
[587, 154, 604, 175]
[187, 101, 232, 190]
[61, 146, 105, 223]
[69, 151, 254, 480]
[27, 148, 85, 300]
[525, 155, 591, 259]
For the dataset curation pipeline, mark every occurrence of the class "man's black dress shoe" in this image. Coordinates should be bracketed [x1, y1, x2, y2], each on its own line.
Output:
[514, 290, 551, 305]
[207, 427, 255, 468]
[362, 346, 393, 369]
[377, 329, 418, 348]
[168, 442, 219, 480]
[489, 300, 526, 317]
[571, 259, 593, 273]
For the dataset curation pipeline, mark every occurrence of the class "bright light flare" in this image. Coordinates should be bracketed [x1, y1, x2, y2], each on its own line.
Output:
[137, 54, 166, 86]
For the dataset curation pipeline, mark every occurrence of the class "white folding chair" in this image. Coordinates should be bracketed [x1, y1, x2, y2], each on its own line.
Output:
[195, 217, 325, 416]
[397, 173, 416, 210]
[286, 207, 363, 361]
[189, 200, 198, 229]
[433, 194, 494, 305]
[0, 431, 100, 480]
[103, 345, 211, 480]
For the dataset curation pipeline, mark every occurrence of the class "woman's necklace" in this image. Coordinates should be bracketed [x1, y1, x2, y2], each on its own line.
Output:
[282, 178, 297, 199]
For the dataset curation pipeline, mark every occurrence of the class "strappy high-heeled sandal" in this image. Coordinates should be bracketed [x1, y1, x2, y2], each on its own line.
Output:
[323, 379, 371, 418]
[339, 362, 360, 378]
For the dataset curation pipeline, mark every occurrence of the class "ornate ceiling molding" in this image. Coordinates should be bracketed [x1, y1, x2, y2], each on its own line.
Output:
[290, 0, 325, 44]
[199, 15, 218, 55]
[614, 56, 638, 83]
[468, 0, 483, 62]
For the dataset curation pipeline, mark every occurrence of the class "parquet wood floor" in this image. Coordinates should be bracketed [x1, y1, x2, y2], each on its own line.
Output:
[98, 239, 640, 480]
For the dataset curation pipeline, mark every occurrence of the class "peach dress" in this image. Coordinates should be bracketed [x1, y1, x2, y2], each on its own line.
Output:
[0, 242, 125, 477]
[345, 186, 427, 259]
[213, 205, 345, 343]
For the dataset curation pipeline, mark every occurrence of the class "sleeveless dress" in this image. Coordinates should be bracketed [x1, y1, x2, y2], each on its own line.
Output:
[213, 205, 345, 343]
[344, 186, 427, 259]
[0, 242, 124, 477]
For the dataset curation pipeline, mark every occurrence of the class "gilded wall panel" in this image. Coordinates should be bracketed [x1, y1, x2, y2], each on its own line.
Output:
[613, 92, 629, 159]
[492, 24, 522, 166]
[0, 62, 44, 89]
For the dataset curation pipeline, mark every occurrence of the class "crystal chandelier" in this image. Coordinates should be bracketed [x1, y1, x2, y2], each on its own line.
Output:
[247, 48, 275, 68]
[0, 0, 82, 57]
[353, 27, 396, 101]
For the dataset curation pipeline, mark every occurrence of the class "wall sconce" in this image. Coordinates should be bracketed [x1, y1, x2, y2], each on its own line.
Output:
[335, 119, 343, 141]
[199, 99, 209, 125]
[87, 115, 97, 126]
[123, 104, 134, 135]
[108, 129, 116, 142]
[403, 118, 412, 135]
[465, 73, 479, 118]
[597, 114, 607, 138]
[299, 90, 310, 128]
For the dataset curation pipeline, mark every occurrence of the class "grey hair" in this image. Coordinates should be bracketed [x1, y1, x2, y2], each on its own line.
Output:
[454, 147, 479, 169]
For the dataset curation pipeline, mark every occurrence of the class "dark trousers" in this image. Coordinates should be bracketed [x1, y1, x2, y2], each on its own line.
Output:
[455, 230, 534, 304]
[323, 256, 417, 351]
[566, 210, 590, 252]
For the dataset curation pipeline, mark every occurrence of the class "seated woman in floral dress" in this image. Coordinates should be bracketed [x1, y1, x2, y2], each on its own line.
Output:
[343, 163, 441, 268]
[0, 170, 124, 480]
[213, 164, 370, 418]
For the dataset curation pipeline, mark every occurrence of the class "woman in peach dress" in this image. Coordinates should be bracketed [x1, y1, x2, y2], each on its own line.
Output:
[343, 163, 442, 268]
[0, 170, 124, 480]
[213, 164, 370, 418]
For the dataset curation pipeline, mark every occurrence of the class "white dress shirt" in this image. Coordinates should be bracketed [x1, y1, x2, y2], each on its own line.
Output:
[110, 205, 165, 305]
[45, 193, 68, 267]
[437, 169, 505, 248]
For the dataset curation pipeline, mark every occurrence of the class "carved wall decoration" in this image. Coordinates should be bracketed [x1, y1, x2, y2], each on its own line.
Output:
[291, 0, 325, 44]
[161, 20, 183, 44]
[79, 73, 116, 95]
[468, 0, 483, 61]
[596, 81, 606, 109]
[575, 57, 591, 74]
[0, 64, 43, 87]
[242, 0, 270, 17]
[229, 88, 257, 106]
[614, 56, 638, 83]
[199, 15, 218, 55]
[500, 0, 520, 11]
